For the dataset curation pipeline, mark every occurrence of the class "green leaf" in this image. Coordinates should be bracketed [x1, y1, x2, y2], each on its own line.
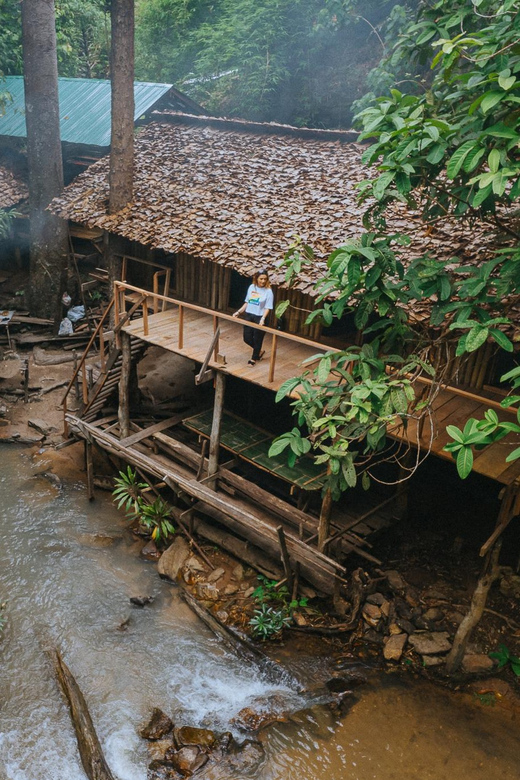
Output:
[446, 425, 465, 444]
[275, 377, 301, 402]
[489, 329, 514, 352]
[456, 446, 474, 479]
[505, 446, 520, 463]
[268, 437, 291, 457]
[465, 326, 489, 353]
[275, 299, 290, 318]
[480, 91, 504, 114]
[498, 74, 516, 91]
[446, 140, 477, 179]
[488, 149, 501, 174]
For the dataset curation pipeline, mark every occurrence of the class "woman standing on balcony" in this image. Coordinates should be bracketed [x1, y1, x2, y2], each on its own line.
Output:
[233, 270, 274, 365]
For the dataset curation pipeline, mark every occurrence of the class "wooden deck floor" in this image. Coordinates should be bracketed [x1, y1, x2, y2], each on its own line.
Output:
[123, 307, 321, 394]
[388, 381, 520, 484]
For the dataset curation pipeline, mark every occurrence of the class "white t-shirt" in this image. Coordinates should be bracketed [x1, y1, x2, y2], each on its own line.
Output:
[244, 284, 274, 317]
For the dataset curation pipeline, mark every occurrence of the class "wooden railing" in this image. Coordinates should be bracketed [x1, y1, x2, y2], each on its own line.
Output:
[113, 280, 328, 385]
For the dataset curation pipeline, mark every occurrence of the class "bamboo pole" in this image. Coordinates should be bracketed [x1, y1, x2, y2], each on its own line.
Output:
[178, 304, 184, 349]
[318, 486, 333, 553]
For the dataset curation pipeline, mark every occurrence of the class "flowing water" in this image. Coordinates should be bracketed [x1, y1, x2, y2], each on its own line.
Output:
[0, 445, 519, 780]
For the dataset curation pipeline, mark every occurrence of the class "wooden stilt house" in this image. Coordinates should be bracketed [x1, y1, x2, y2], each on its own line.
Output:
[52, 112, 520, 594]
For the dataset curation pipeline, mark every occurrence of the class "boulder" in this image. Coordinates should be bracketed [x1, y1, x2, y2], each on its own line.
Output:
[461, 654, 495, 674]
[383, 633, 407, 661]
[223, 583, 239, 596]
[158, 537, 190, 581]
[185, 555, 206, 574]
[130, 596, 155, 607]
[408, 632, 452, 655]
[422, 655, 445, 668]
[423, 607, 444, 622]
[164, 745, 206, 775]
[174, 726, 216, 750]
[232, 563, 244, 581]
[366, 592, 386, 606]
[219, 739, 265, 774]
[140, 708, 174, 740]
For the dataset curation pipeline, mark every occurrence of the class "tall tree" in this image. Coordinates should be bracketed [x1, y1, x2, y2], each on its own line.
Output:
[21, 0, 68, 321]
[109, 0, 134, 214]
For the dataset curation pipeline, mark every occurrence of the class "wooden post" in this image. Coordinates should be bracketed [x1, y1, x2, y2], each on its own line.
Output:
[85, 440, 94, 501]
[178, 304, 184, 349]
[118, 331, 132, 439]
[318, 487, 333, 553]
[207, 371, 226, 487]
[268, 333, 277, 383]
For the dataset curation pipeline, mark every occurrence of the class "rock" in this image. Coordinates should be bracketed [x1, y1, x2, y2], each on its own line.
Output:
[223, 583, 239, 595]
[207, 567, 225, 583]
[422, 655, 445, 668]
[380, 599, 392, 619]
[389, 622, 403, 635]
[447, 610, 465, 626]
[146, 739, 174, 762]
[292, 611, 307, 627]
[140, 708, 174, 740]
[216, 610, 229, 623]
[158, 536, 190, 581]
[221, 739, 265, 773]
[141, 540, 161, 561]
[423, 608, 444, 622]
[404, 588, 420, 608]
[327, 669, 367, 689]
[362, 603, 381, 627]
[185, 555, 207, 573]
[395, 597, 413, 620]
[384, 633, 407, 661]
[130, 596, 155, 607]
[164, 745, 203, 775]
[232, 707, 287, 732]
[461, 654, 495, 674]
[232, 563, 244, 581]
[28, 418, 57, 436]
[385, 570, 407, 592]
[408, 632, 452, 655]
[147, 759, 183, 780]
[174, 726, 216, 750]
[196, 582, 219, 601]
[243, 586, 255, 598]
[366, 592, 386, 606]
[78, 533, 118, 548]
[363, 628, 384, 645]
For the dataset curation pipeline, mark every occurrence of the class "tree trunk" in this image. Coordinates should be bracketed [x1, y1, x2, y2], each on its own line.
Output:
[21, 0, 68, 322]
[445, 540, 502, 674]
[109, 0, 134, 214]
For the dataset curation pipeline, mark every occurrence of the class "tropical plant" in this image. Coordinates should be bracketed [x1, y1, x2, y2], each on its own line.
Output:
[249, 604, 291, 640]
[489, 643, 520, 676]
[139, 497, 176, 543]
[112, 466, 148, 518]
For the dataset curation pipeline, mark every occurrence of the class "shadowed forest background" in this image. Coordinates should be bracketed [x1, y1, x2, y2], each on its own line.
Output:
[0, 0, 422, 127]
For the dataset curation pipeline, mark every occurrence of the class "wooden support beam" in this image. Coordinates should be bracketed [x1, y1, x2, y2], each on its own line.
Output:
[195, 327, 220, 385]
[318, 487, 333, 553]
[118, 331, 131, 439]
[119, 414, 184, 447]
[208, 372, 226, 484]
[277, 525, 294, 593]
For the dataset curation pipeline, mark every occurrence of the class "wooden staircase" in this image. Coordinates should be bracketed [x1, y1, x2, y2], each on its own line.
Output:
[81, 336, 147, 422]
[62, 297, 148, 429]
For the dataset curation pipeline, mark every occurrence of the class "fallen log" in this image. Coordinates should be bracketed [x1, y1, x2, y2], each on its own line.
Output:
[33, 346, 76, 365]
[51, 648, 119, 780]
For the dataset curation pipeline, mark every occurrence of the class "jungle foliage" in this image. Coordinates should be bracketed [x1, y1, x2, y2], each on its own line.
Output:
[272, 0, 520, 491]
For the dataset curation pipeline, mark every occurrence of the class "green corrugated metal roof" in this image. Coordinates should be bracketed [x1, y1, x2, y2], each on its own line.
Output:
[0, 76, 173, 147]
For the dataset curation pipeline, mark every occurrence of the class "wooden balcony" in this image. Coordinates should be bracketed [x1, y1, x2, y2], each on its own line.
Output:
[115, 281, 326, 394]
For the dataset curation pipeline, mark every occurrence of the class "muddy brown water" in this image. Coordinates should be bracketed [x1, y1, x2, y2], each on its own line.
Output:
[0, 446, 518, 780]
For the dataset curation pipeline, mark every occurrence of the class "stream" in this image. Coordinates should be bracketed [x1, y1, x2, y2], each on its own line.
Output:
[0, 445, 519, 780]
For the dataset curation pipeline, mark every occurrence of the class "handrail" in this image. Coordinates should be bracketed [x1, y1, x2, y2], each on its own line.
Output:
[113, 280, 329, 352]
[62, 297, 115, 405]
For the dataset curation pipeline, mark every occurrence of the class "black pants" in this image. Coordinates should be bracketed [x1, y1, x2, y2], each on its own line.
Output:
[243, 313, 265, 360]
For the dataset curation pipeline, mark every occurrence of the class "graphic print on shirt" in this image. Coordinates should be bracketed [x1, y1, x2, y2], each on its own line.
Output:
[248, 289, 261, 306]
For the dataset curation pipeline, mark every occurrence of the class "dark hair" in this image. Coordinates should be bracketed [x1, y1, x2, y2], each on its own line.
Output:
[253, 269, 271, 287]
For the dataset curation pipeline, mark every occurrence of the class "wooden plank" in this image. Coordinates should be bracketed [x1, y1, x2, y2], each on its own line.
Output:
[119, 414, 184, 447]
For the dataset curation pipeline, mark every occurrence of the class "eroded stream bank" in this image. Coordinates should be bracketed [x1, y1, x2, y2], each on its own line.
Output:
[0, 445, 519, 780]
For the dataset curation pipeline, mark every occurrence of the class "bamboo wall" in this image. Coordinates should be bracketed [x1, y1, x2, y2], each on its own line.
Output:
[430, 340, 498, 391]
